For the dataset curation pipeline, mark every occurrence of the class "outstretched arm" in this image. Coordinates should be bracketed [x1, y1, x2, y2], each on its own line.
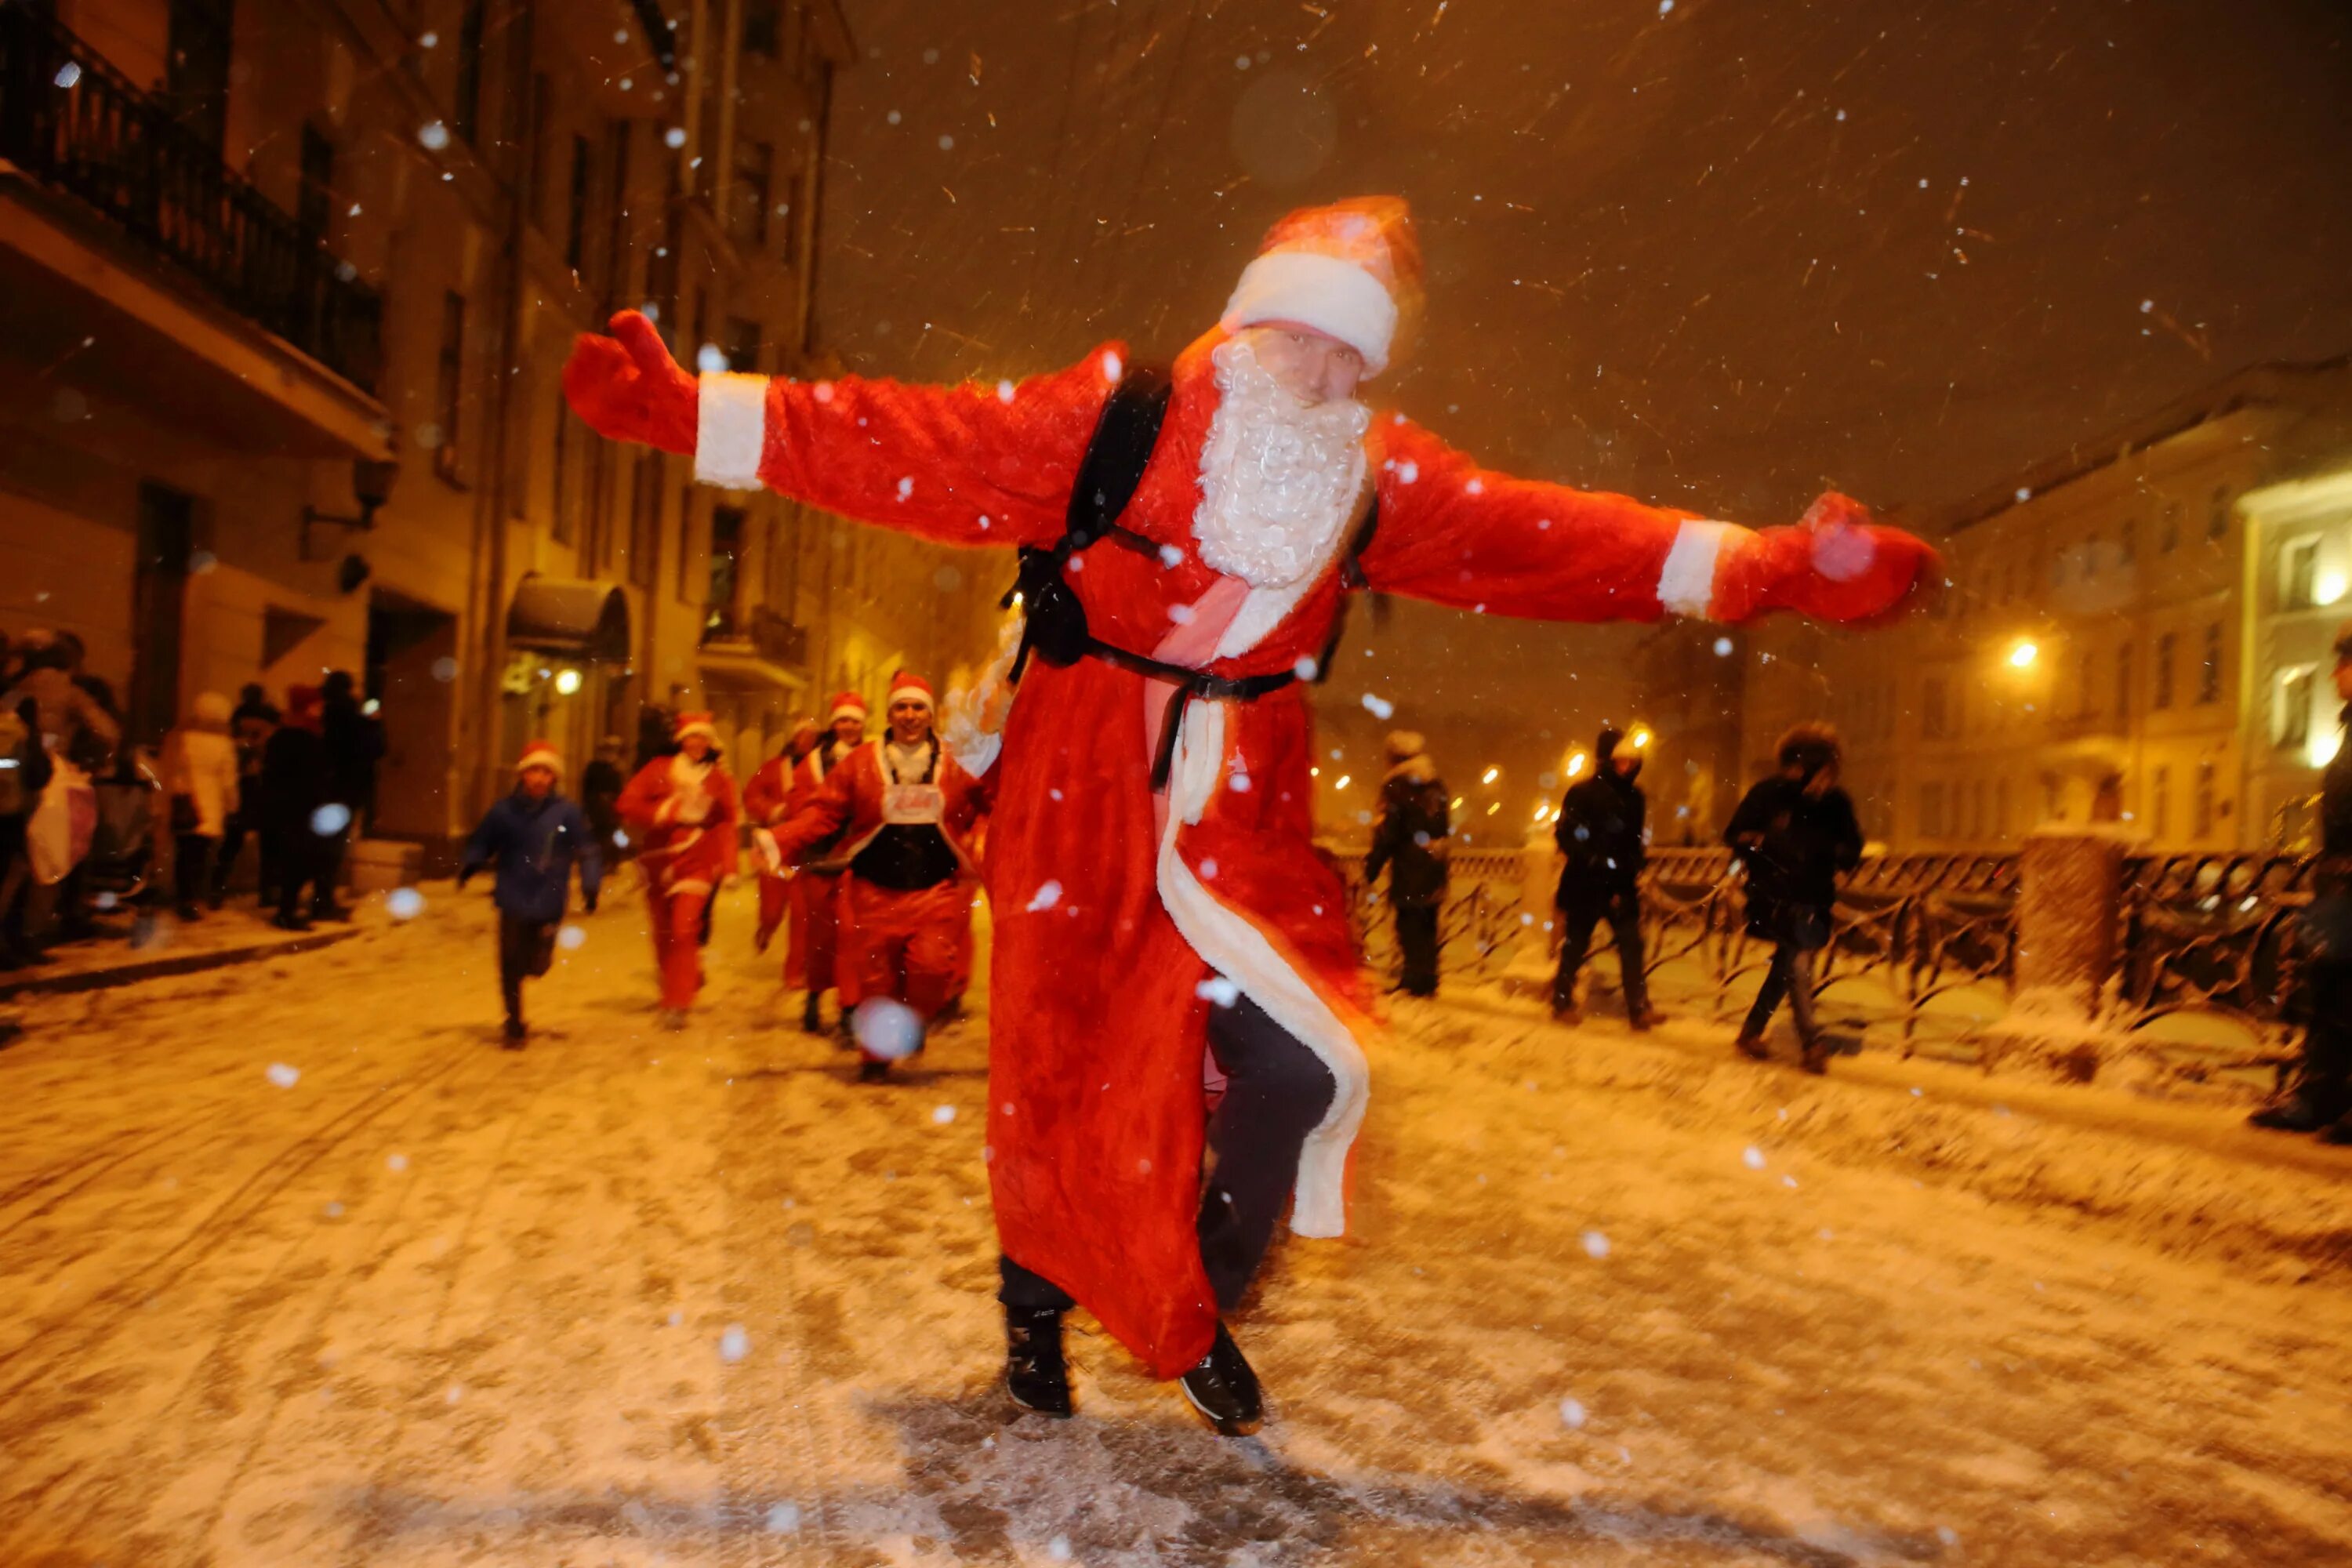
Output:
[771, 761, 858, 864]
[1358, 419, 1936, 626]
[564, 312, 1124, 550]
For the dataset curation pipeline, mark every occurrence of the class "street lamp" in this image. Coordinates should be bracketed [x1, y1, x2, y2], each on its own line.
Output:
[554, 668, 584, 695]
[1566, 751, 1588, 778]
[1630, 727, 1653, 750]
[2007, 638, 2039, 670]
[1481, 765, 1500, 785]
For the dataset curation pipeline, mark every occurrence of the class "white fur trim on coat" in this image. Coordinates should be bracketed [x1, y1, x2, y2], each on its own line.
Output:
[696, 372, 769, 490]
[1658, 520, 1734, 619]
[1155, 699, 1370, 1238]
[1220, 252, 1399, 376]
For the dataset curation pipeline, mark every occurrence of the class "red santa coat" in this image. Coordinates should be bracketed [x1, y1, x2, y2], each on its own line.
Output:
[768, 737, 989, 875]
[590, 326, 1931, 1377]
[615, 753, 740, 898]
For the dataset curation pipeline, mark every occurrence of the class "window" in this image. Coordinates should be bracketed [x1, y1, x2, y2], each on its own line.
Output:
[2152, 766, 2172, 841]
[528, 74, 554, 227]
[1921, 675, 1948, 740]
[1918, 782, 1946, 840]
[731, 139, 774, 249]
[2160, 501, 2180, 554]
[1969, 779, 1987, 840]
[2082, 534, 2100, 580]
[433, 292, 466, 482]
[626, 454, 662, 589]
[743, 0, 782, 58]
[766, 508, 800, 617]
[604, 122, 633, 300]
[2207, 486, 2231, 543]
[1995, 779, 2010, 840]
[2283, 538, 2320, 610]
[2153, 631, 2176, 710]
[297, 124, 336, 249]
[2115, 642, 2134, 723]
[2119, 518, 2137, 565]
[2278, 666, 2315, 750]
[567, 133, 592, 273]
[2193, 758, 2216, 838]
[166, 0, 235, 151]
[706, 506, 746, 637]
[2076, 648, 2096, 718]
[677, 484, 699, 602]
[724, 316, 763, 373]
[2198, 622, 2222, 705]
[550, 394, 573, 546]
[454, 0, 488, 144]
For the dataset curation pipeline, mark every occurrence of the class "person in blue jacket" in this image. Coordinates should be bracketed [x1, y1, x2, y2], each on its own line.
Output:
[459, 740, 602, 1046]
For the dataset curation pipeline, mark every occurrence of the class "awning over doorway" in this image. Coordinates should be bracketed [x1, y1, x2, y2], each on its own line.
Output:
[506, 575, 631, 663]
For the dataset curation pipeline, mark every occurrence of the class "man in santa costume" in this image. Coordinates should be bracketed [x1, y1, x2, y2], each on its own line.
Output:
[745, 691, 869, 1035]
[743, 717, 818, 957]
[565, 196, 1936, 1432]
[615, 711, 739, 1029]
[768, 673, 986, 1083]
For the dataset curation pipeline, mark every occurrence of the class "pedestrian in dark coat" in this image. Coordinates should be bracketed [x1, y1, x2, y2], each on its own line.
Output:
[260, 684, 332, 931]
[459, 741, 603, 1044]
[216, 684, 279, 906]
[1552, 725, 1656, 1028]
[0, 696, 57, 968]
[315, 671, 383, 918]
[1724, 722, 1863, 1073]
[580, 735, 629, 865]
[1363, 731, 1450, 996]
[2252, 619, 2352, 1140]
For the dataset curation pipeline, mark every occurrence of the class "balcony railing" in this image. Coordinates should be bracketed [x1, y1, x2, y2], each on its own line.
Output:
[700, 604, 808, 668]
[0, 5, 383, 391]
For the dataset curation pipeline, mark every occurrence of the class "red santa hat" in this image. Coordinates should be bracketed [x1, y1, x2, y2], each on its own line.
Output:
[1218, 196, 1425, 377]
[886, 671, 934, 712]
[673, 710, 720, 744]
[515, 739, 564, 776]
[826, 690, 869, 724]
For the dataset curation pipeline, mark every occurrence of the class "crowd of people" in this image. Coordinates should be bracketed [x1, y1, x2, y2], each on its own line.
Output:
[0, 622, 387, 972]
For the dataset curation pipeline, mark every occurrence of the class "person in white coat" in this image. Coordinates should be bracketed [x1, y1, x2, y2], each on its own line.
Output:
[164, 692, 241, 921]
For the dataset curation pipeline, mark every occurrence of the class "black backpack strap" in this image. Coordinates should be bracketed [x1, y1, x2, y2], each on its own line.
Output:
[1003, 364, 1174, 683]
[1065, 362, 1173, 551]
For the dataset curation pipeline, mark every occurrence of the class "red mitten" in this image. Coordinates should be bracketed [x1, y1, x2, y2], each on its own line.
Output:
[1725, 492, 1940, 625]
[562, 310, 699, 456]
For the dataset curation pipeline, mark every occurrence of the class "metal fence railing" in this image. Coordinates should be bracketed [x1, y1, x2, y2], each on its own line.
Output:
[0, 5, 383, 391]
[1341, 840, 2318, 1080]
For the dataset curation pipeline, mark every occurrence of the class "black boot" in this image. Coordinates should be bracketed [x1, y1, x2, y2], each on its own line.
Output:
[801, 993, 825, 1034]
[857, 1057, 890, 1083]
[1004, 1305, 1073, 1418]
[1178, 1323, 1262, 1436]
[503, 1015, 527, 1049]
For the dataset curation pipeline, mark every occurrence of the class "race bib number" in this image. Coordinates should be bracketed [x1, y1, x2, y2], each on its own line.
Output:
[882, 783, 945, 826]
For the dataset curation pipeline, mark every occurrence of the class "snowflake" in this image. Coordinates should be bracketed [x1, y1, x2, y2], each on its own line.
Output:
[719, 1324, 750, 1363]
[1559, 1396, 1589, 1428]
[1158, 543, 1185, 568]
[1026, 880, 1063, 912]
[664, 126, 688, 148]
[1196, 976, 1240, 1007]
[557, 924, 586, 949]
[932, 1105, 956, 1124]
[696, 343, 728, 373]
[1361, 693, 1394, 720]
[996, 379, 1016, 403]
[1102, 350, 1123, 381]
[1743, 1146, 1766, 1171]
[766, 1502, 802, 1534]
[1293, 655, 1319, 680]
[417, 121, 450, 150]
[386, 887, 425, 920]
[266, 1062, 300, 1088]
[1581, 1230, 1610, 1258]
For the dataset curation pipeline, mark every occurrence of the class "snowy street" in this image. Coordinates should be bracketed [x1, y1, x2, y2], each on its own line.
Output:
[3, 884, 2349, 1567]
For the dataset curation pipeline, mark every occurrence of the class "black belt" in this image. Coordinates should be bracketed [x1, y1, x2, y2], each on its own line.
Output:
[1070, 637, 1296, 790]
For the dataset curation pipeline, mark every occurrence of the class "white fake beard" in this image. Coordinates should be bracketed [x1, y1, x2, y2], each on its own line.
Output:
[1191, 336, 1372, 590]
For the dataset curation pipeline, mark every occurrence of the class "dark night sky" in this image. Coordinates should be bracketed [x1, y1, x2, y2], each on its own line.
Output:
[804, 0, 2352, 799]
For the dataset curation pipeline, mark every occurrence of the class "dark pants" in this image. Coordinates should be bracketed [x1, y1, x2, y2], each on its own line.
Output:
[1743, 942, 1823, 1046]
[216, 808, 276, 903]
[2290, 888, 2352, 1104]
[172, 833, 215, 911]
[278, 823, 347, 921]
[1394, 901, 1441, 996]
[999, 994, 1337, 1323]
[1554, 890, 1648, 1017]
[499, 912, 557, 1026]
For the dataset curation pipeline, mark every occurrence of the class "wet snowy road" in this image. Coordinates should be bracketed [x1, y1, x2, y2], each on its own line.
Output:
[2, 883, 2349, 1567]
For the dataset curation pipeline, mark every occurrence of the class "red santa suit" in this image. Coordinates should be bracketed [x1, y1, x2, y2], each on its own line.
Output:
[565, 196, 1936, 1377]
[742, 749, 797, 954]
[770, 676, 988, 1033]
[615, 714, 740, 1013]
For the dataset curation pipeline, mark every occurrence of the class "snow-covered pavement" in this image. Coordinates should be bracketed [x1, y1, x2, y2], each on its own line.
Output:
[2, 883, 2348, 1566]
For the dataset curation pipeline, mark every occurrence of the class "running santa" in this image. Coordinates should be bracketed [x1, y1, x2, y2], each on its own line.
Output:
[768, 673, 987, 1083]
[615, 710, 739, 1029]
[564, 195, 1939, 1432]
[744, 699, 867, 1036]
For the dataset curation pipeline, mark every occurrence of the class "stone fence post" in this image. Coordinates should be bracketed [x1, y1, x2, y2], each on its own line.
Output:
[1993, 826, 2136, 1077]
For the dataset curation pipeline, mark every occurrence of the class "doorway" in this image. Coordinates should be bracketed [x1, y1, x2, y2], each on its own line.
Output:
[365, 591, 458, 847]
[128, 482, 194, 750]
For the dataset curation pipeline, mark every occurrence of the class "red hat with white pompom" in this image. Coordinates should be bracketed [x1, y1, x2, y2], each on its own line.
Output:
[886, 672, 934, 712]
[1219, 196, 1425, 377]
[826, 690, 869, 724]
[673, 710, 720, 744]
[515, 740, 563, 775]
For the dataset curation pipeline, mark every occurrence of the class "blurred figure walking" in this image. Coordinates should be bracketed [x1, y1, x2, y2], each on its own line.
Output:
[1363, 731, 1450, 997]
[162, 692, 239, 921]
[1724, 724, 1861, 1074]
[618, 712, 739, 1029]
[1552, 727, 1655, 1029]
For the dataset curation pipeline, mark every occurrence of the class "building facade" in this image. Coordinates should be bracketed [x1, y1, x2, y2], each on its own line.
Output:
[0, 0, 1010, 869]
[1741, 358, 2352, 853]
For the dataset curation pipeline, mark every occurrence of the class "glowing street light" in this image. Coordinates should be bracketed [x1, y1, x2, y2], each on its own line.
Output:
[1333, 774, 1352, 790]
[1481, 765, 1500, 785]
[554, 667, 584, 695]
[2007, 638, 2039, 670]
[2318, 570, 2348, 608]
[1630, 727, 1653, 750]
[1566, 752, 1588, 778]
